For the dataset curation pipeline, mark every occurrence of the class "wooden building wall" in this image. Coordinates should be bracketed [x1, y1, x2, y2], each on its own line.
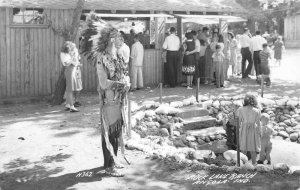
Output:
[284, 15, 300, 48]
[0, 7, 163, 99]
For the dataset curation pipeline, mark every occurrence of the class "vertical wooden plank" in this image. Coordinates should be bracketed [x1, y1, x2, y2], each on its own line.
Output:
[0, 8, 7, 98]
[15, 28, 21, 96]
[10, 28, 16, 96]
[33, 29, 38, 95]
[29, 29, 34, 96]
[38, 28, 43, 95]
[5, 8, 11, 97]
[24, 28, 30, 95]
[20, 28, 25, 96]
[46, 25, 51, 94]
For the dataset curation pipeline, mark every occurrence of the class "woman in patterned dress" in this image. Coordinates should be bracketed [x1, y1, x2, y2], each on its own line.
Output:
[182, 32, 196, 89]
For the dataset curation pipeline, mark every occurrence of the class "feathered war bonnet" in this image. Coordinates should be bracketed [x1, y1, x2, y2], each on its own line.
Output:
[80, 12, 121, 64]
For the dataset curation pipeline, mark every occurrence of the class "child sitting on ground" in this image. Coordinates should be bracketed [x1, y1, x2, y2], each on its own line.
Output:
[257, 113, 275, 165]
[259, 43, 272, 87]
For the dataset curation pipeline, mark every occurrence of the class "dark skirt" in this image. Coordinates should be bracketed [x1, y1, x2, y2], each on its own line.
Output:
[182, 54, 195, 75]
[226, 122, 237, 150]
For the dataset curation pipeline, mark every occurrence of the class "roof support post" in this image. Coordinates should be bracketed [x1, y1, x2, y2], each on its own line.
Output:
[176, 17, 183, 43]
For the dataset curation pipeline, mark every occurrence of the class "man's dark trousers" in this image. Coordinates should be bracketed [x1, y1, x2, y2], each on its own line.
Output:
[253, 50, 261, 77]
[241, 47, 253, 78]
[166, 51, 178, 87]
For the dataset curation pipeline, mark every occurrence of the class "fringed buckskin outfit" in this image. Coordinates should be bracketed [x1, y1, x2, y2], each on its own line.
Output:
[96, 51, 129, 169]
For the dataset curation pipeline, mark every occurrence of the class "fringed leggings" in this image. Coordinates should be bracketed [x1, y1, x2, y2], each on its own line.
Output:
[102, 119, 123, 169]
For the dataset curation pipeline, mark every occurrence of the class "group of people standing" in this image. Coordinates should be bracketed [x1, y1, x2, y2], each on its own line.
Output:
[162, 26, 285, 89]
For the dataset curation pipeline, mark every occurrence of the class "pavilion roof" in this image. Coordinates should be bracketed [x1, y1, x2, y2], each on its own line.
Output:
[0, 0, 246, 14]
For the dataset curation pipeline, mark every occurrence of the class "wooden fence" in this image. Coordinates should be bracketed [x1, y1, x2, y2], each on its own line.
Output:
[284, 15, 300, 48]
[0, 7, 164, 99]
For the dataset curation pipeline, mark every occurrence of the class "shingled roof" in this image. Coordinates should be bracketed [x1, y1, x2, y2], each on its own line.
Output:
[0, 0, 246, 13]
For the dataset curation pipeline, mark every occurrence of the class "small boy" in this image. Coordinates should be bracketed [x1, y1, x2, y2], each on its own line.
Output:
[258, 113, 275, 165]
[212, 44, 225, 88]
[259, 43, 272, 87]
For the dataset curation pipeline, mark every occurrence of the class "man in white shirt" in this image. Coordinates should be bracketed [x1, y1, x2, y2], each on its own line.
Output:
[117, 38, 130, 64]
[130, 34, 144, 91]
[250, 30, 267, 79]
[239, 28, 253, 78]
[162, 27, 180, 87]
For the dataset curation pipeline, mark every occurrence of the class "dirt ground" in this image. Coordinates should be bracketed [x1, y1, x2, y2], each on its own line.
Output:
[1, 49, 300, 190]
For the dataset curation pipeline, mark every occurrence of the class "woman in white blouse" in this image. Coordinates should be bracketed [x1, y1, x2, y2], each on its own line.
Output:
[60, 41, 82, 112]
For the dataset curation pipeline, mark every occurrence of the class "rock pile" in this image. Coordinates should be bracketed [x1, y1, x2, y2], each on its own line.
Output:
[201, 95, 300, 144]
[125, 95, 300, 174]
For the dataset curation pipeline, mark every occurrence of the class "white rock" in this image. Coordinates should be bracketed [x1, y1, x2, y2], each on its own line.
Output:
[131, 118, 137, 128]
[233, 100, 243, 107]
[183, 99, 191, 106]
[289, 166, 300, 174]
[220, 100, 232, 106]
[170, 101, 183, 108]
[199, 95, 210, 102]
[134, 111, 145, 121]
[274, 163, 289, 172]
[131, 131, 141, 140]
[189, 96, 197, 104]
[287, 100, 299, 108]
[193, 150, 215, 160]
[155, 104, 169, 115]
[142, 100, 156, 109]
[224, 96, 232, 101]
[276, 99, 288, 106]
[223, 150, 248, 164]
[131, 101, 140, 112]
[169, 107, 180, 115]
[278, 131, 289, 138]
[160, 128, 169, 137]
[174, 153, 186, 162]
[256, 164, 273, 173]
[212, 100, 220, 108]
[145, 110, 156, 117]
[173, 131, 180, 137]
[186, 136, 196, 141]
[210, 95, 217, 100]
[260, 98, 276, 106]
[202, 100, 213, 109]
[154, 102, 160, 108]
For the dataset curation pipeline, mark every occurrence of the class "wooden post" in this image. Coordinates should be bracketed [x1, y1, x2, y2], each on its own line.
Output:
[196, 78, 200, 102]
[176, 17, 183, 84]
[261, 75, 264, 98]
[236, 117, 240, 167]
[128, 99, 132, 138]
[176, 17, 183, 43]
[159, 83, 163, 104]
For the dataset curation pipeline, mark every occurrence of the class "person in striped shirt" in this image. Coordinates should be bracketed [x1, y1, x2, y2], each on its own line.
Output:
[259, 43, 271, 87]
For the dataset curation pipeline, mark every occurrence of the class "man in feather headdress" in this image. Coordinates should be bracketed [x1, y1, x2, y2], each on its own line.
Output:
[81, 14, 130, 177]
